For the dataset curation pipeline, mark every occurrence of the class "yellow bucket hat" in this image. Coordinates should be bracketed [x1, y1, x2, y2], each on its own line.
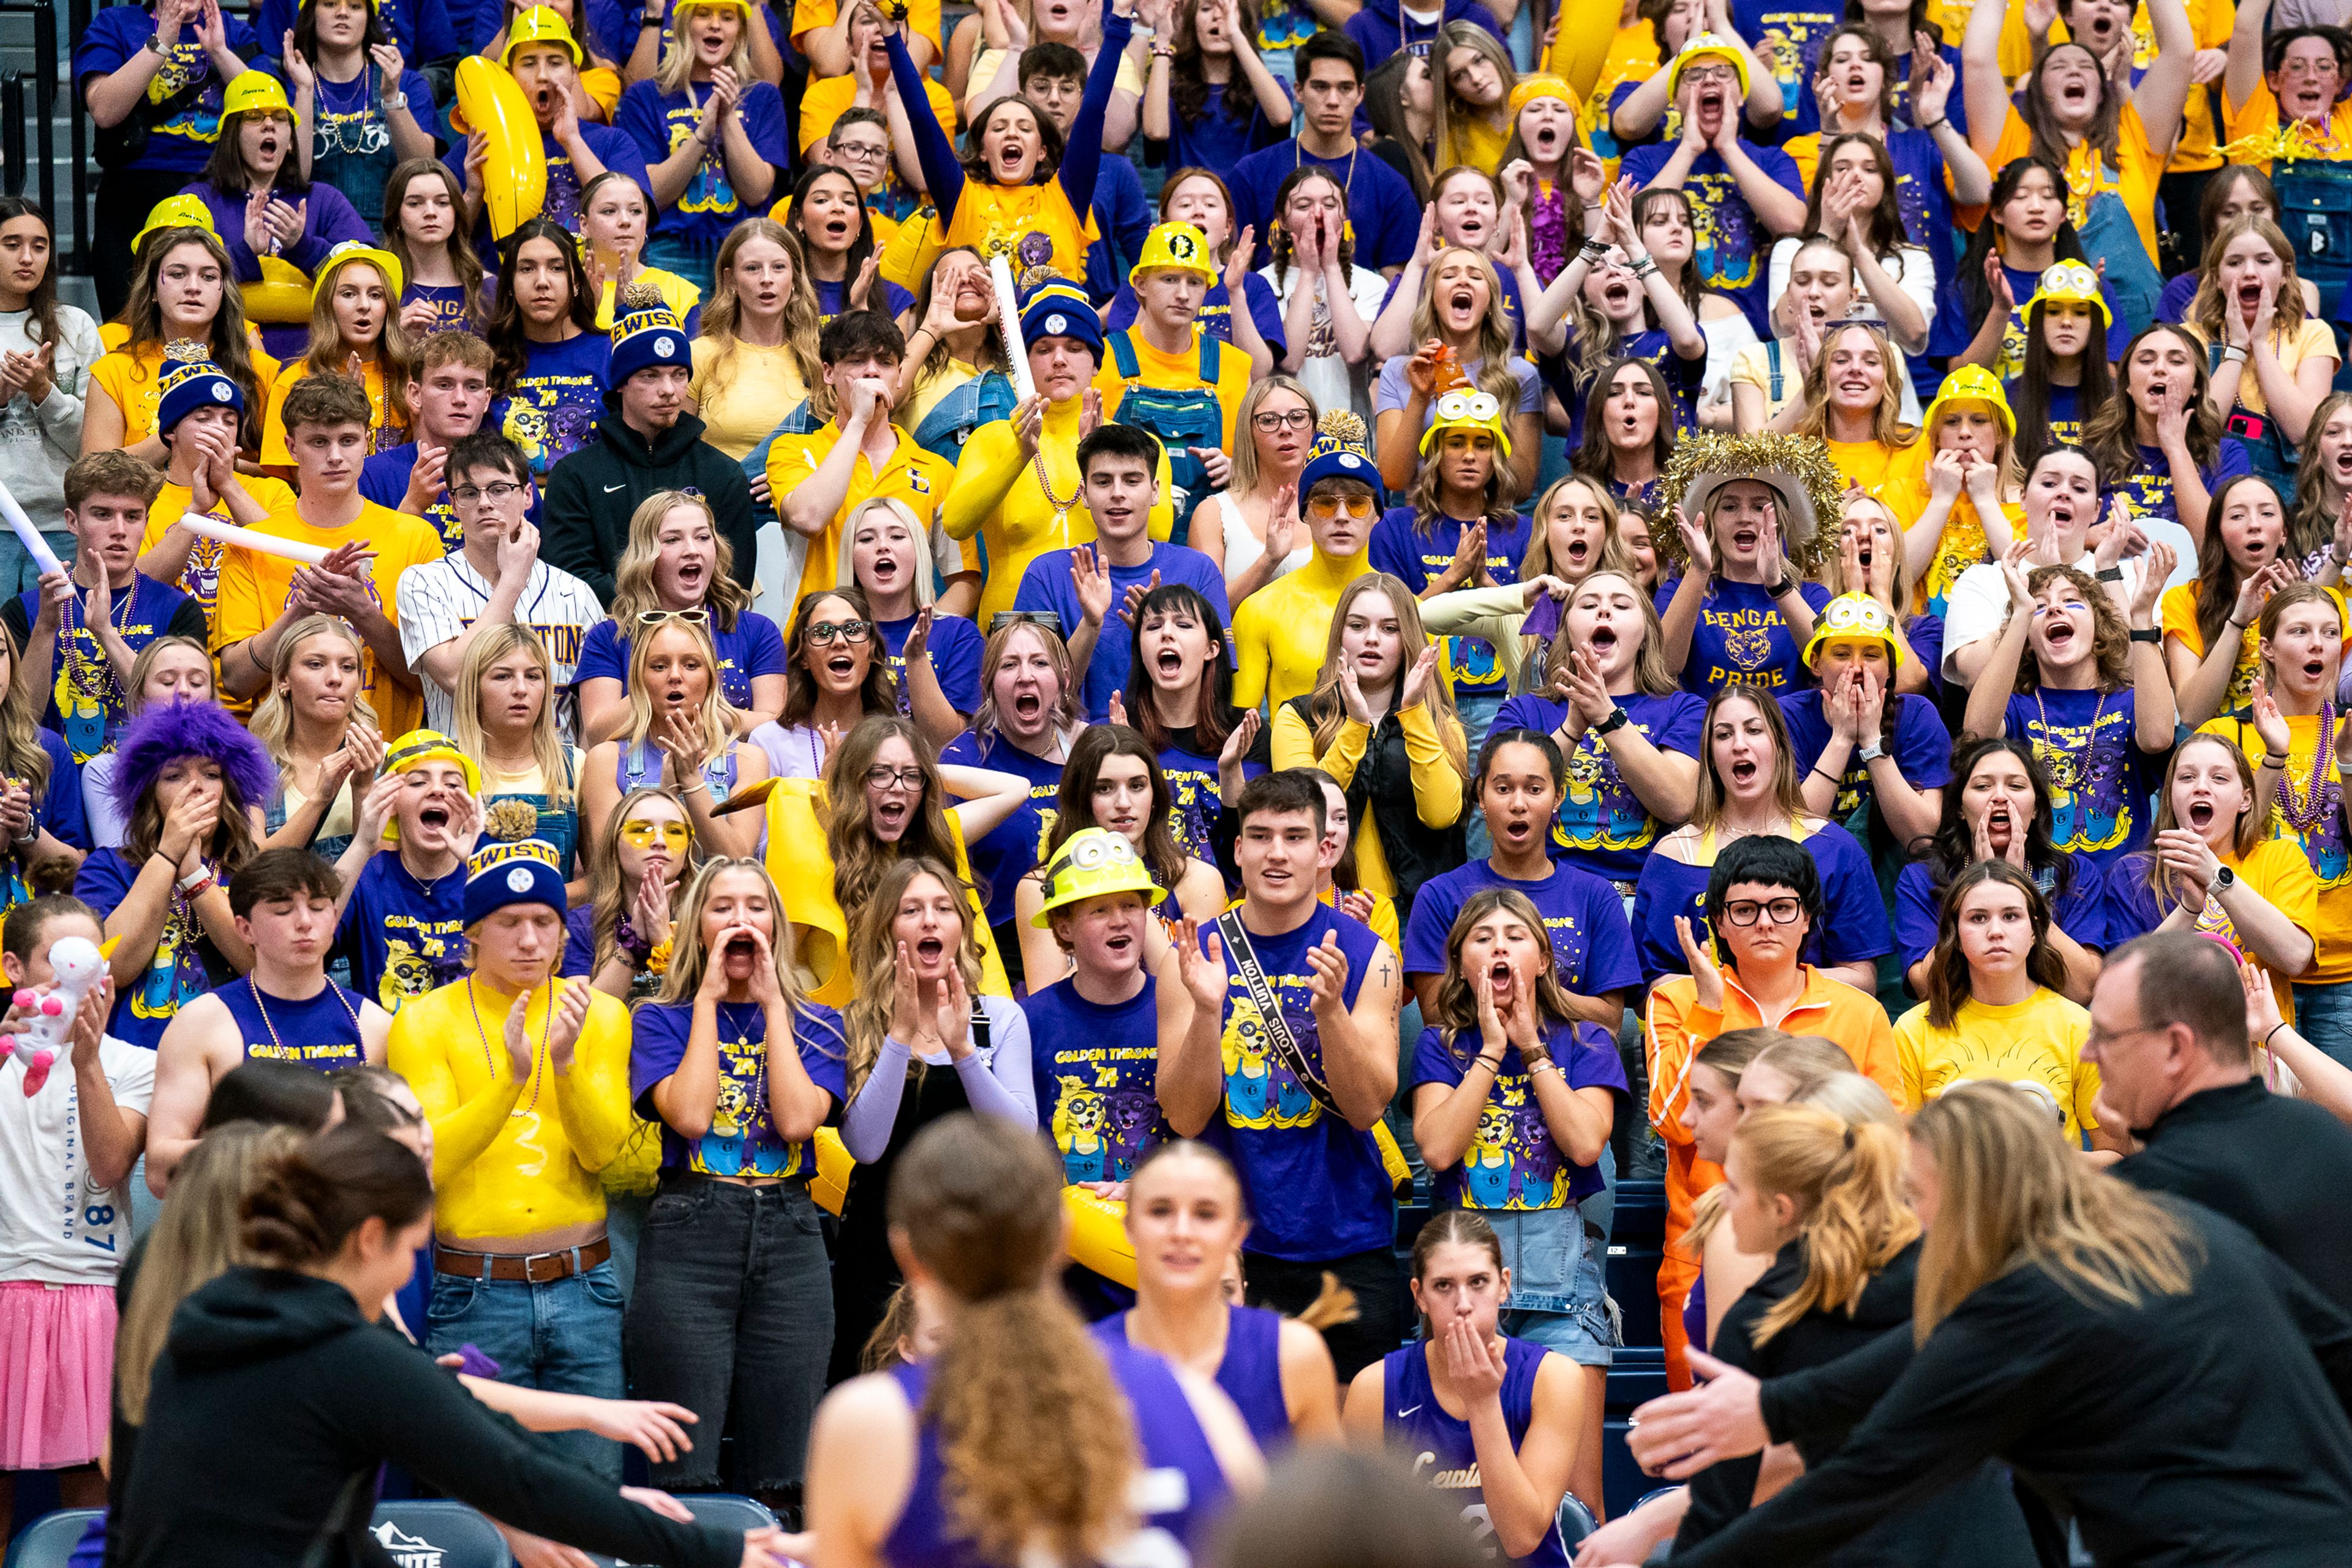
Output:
[504, 6, 584, 64]
[1920, 364, 2016, 441]
[222, 72, 292, 119]
[1667, 33, 1750, 97]
[1129, 221, 1220, 287]
[1802, 592, 1904, 669]
[1417, 387, 1513, 459]
[311, 239, 406, 304]
[131, 195, 216, 254]
[2022, 259, 2111, 326]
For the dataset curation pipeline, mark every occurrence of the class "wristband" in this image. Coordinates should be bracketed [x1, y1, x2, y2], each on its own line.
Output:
[2264, 1020, 2290, 1050]
[2263, 753, 2290, 770]
[1918, 115, 1949, 132]
[1476, 1054, 1506, 1072]
[646, 940, 673, 976]
[2128, 627, 2161, 644]
[2095, 565, 2125, 582]
[2222, 345, 2249, 363]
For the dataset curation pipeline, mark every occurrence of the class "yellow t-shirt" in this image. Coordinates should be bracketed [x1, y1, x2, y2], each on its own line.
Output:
[2222, 77, 2352, 176]
[1894, 989, 2102, 1142]
[213, 500, 446, 739]
[792, 0, 946, 59]
[1231, 547, 1373, 711]
[91, 343, 279, 452]
[1988, 102, 2165, 277]
[1885, 440, 2024, 612]
[387, 976, 636, 1240]
[690, 336, 812, 461]
[1826, 436, 1912, 500]
[939, 176, 1098, 284]
[2162, 580, 2268, 712]
[594, 267, 702, 330]
[259, 357, 409, 467]
[1094, 326, 1251, 458]
[2125, 834, 2318, 1020]
[2181, 316, 2342, 420]
[1436, 112, 1517, 178]
[764, 423, 956, 601]
[143, 475, 300, 638]
[1727, 339, 1802, 426]
[797, 72, 960, 154]
[2198, 710, 2352, 983]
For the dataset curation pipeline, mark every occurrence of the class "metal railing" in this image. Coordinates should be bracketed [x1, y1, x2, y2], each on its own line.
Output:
[0, 0, 75, 271]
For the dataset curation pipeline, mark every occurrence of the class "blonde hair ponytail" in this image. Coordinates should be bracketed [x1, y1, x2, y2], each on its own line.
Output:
[1736, 1105, 1921, 1347]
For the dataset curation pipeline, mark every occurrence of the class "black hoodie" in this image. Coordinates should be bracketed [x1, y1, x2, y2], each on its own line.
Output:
[117, 1267, 739, 1568]
[540, 409, 758, 605]
[1673, 1238, 2037, 1566]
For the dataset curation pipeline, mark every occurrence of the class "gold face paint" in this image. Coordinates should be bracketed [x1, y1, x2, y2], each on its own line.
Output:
[620, 818, 692, 852]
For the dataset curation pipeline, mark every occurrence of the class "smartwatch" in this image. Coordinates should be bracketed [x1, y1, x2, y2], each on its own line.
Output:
[2129, 627, 2162, 644]
[1592, 707, 1631, 737]
[2209, 864, 2237, 899]
[1857, 741, 1886, 763]
[145, 29, 171, 53]
[1771, 574, 1800, 598]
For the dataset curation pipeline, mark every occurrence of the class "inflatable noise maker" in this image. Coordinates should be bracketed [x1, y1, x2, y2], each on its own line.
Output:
[1, 936, 115, 1096]
[140, 507, 332, 567]
[215, 75, 320, 324]
[456, 55, 549, 241]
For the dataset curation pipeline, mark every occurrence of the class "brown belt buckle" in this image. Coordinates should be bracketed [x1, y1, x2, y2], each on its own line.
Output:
[521, 1248, 570, 1284]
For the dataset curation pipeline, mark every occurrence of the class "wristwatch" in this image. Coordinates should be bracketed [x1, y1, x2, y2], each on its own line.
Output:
[383, 91, 408, 111]
[1857, 740, 1886, 763]
[1592, 707, 1630, 737]
[2129, 627, 2162, 644]
[2209, 864, 2237, 899]
[145, 29, 171, 54]
[1771, 574, 1800, 598]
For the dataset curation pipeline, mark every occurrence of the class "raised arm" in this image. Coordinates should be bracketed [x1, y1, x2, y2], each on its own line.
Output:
[1054, 6, 1132, 214]
[1962, 0, 2013, 162]
[886, 17, 965, 224]
[2228, 0, 2272, 116]
[2131, 0, 2196, 156]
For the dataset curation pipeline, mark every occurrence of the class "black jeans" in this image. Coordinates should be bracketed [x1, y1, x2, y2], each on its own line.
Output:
[624, 1174, 834, 1491]
[1244, 1243, 1408, 1383]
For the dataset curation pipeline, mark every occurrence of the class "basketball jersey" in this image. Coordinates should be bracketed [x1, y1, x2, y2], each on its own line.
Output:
[1381, 1335, 1572, 1567]
[883, 1339, 1228, 1567]
[216, 978, 369, 1071]
[1098, 1303, 1290, 1450]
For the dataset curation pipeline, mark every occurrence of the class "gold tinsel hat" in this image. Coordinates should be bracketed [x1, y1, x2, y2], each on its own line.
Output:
[1651, 431, 1846, 576]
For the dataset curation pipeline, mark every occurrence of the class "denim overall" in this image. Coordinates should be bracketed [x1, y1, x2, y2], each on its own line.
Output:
[909, 369, 1018, 468]
[1106, 330, 1224, 548]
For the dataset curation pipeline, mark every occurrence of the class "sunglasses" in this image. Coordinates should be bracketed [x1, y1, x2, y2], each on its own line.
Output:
[1307, 492, 1376, 520]
[807, 619, 873, 647]
[638, 608, 710, 627]
[620, 818, 692, 851]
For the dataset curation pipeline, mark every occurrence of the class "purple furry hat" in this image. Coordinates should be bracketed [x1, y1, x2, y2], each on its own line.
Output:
[110, 699, 279, 817]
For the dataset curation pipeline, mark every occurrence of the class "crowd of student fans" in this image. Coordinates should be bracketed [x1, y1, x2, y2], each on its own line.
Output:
[10, 0, 2352, 1558]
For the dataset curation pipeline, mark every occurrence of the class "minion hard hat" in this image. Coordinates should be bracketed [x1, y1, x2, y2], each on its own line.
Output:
[132, 195, 217, 254]
[1668, 33, 1751, 97]
[1031, 829, 1161, 926]
[222, 72, 293, 120]
[1802, 592, 1904, 669]
[1129, 221, 1221, 288]
[1920, 364, 2016, 441]
[1418, 388, 1513, 459]
[505, 6, 585, 64]
[2022, 260, 2112, 327]
[311, 240, 406, 304]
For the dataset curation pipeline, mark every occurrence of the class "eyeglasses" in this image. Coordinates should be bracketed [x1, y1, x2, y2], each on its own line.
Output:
[638, 608, 710, 626]
[2082, 1019, 2166, 1054]
[1253, 408, 1314, 431]
[833, 139, 890, 161]
[1681, 64, 1738, 86]
[865, 764, 926, 792]
[619, 818, 692, 851]
[807, 618, 873, 647]
[1307, 492, 1377, 521]
[450, 480, 526, 504]
[1721, 897, 1804, 927]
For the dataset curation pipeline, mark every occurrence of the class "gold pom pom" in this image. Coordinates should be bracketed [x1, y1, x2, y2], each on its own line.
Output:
[484, 798, 541, 842]
[1649, 431, 1850, 579]
[1316, 409, 1369, 447]
[616, 279, 666, 315]
[162, 338, 209, 365]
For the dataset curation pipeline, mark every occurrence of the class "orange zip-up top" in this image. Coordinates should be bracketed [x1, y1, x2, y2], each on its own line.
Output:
[1644, 963, 1910, 1387]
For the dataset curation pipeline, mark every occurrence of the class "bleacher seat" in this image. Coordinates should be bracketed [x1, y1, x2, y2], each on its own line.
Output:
[1607, 1179, 1667, 1350]
[2, 1509, 100, 1568]
[589, 1494, 781, 1567]
[370, 1502, 513, 1568]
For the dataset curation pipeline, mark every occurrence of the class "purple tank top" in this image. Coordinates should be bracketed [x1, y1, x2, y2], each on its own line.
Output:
[1096, 1303, 1291, 1450]
[883, 1338, 1231, 1567]
[1683, 1275, 1708, 1355]
[217, 978, 369, 1071]
[1381, 1335, 1572, 1567]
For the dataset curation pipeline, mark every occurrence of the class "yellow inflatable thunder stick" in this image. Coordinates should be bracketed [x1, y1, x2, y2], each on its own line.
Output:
[809, 1127, 1140, 1286]
[1548, 0, 1630, 100]
[727, 775, 1011, 1008]
[455, 56, 548, 241]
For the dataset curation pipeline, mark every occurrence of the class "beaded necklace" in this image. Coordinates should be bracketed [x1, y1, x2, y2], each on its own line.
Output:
[715, 997, 767, 1137]
[62, 576, 136, 718]
[251, 977, 365, 1062]
[2031, 688, 2106, 796]
[469, 977, 553, 1117]
[2275, 703, 2337, 835]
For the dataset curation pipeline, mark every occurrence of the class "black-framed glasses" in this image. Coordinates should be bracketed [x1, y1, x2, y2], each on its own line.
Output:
[450, 480, 527, 504]
[833, 139, 890, 161]
[808, 618, 873, 647]
[1253, 408, 1314, 431]
[865, 764, 925, 792]
[1721, 897, 1804, 927]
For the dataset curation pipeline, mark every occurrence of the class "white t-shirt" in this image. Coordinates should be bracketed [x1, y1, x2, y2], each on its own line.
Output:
[1940, 549, 2170, 687]
[395, 555, 607, 742]
[0, 1033, 153, 1284]
[0, 304, 104, 526]
[1257, 261, 1390, 421]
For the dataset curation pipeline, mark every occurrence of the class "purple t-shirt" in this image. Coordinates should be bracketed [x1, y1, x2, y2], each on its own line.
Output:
[574, 610, 788, 712]
[1893, 855, 2108, 977]
[628, 997, 848, 1177]
[1410, 1018, 1627, 1210]
[1369, 507, 1532, 701]
[1011, 543, 1231, 722]
[1024, 973, 1170, 1184]
[1778, 689, 1953, 829]
[877, 611, 986, 718]
[1487, 691, 1708, 885]
[1617, 141, 1804, 334]
[1655, 575, 1833, 696]
[2001, 686, 2166, 875]
[1401, 858, 1642, 1001]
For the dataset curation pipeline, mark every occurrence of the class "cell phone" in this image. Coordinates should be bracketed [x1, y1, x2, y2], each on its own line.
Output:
[2226, 410, 2270, 443]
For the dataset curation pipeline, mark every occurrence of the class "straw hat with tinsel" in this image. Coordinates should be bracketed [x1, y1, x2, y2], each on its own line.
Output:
[1651, 431, 1846, 577]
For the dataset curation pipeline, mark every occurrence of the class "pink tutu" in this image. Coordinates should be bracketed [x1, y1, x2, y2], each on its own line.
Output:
[0, 1281, 115, 1470]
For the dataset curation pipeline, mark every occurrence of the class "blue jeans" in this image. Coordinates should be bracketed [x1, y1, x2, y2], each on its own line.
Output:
[643, 232, 719, 298]
[1458, 692, 1506, 859]
[2296, 979, 2352, 1070]
[426, 1256, 627, 1480]
[0, 527, 73, 598]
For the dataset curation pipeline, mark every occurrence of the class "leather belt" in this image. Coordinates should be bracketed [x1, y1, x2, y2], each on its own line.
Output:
[434, 1235, 611, 1284]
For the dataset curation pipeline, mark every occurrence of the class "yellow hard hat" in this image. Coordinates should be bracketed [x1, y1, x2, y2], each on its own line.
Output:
[311, 239, 406, 303]
[131, 195, 216, 254]
[1031, 829, 1162, 926]
[505, 6, 584, 64]
[1920, 364, 2016, 441]
[222, 72, 293, 120]
[672, 0, 755, 23]
[2022, 259, 2111, 327]
[1129, 221, 1220, 288]
[1668, 33, 1750, 98]
[1802, 592, 1904, 670]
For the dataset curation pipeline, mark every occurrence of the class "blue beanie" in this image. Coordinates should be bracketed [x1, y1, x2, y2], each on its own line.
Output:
[156, 341, 244, 436]
[1296, 409, 1385, 507]
[463, 839, 568, 925]
[606, 281, 692, 396]
[1019, 281, 1103, 362]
